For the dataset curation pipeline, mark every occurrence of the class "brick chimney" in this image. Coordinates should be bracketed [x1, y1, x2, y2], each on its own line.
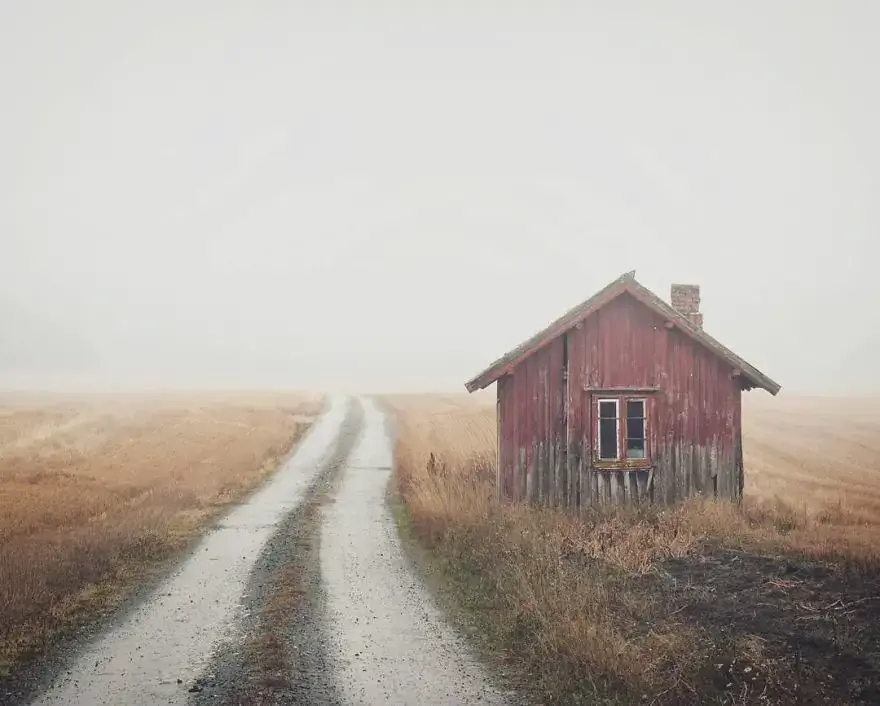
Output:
[670, 283, 703, 328]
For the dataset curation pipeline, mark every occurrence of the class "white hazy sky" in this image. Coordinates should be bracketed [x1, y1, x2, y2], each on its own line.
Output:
[1, 2, 878, 394]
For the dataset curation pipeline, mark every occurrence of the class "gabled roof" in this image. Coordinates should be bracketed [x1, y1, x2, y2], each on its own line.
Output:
[464, 271, 781, 395]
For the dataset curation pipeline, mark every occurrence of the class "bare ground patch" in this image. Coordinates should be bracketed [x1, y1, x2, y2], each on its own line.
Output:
[647, 546, 880, 704]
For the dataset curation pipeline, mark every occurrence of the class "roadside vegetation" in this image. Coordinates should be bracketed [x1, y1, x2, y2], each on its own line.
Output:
[384, 393, 880, 705]
[0, 391, 323, 677]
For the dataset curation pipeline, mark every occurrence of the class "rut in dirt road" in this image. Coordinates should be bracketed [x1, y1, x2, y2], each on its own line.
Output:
[26, 395, 352, 706]
[320, 397, 514, 705]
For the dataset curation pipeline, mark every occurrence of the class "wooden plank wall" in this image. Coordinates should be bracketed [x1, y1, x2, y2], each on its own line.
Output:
[500, 337, 566, 507]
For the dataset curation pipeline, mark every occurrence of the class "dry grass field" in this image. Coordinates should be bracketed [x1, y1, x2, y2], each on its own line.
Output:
[0, 391, 323, 674]
[384, 393, 880, 705]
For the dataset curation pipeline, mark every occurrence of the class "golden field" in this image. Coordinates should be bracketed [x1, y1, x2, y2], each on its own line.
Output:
[3, 389, 878, 702]
[384, 393, 880, 705]
[0, 391, 323, 672]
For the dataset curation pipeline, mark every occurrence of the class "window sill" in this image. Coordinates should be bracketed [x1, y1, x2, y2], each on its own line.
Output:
[592, 460, 653, 472]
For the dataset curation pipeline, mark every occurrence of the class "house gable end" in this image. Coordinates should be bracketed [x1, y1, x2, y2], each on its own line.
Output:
[464, 272, 781, 396]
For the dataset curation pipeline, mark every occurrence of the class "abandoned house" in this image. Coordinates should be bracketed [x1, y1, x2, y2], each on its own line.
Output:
[464, 271, 780, 508]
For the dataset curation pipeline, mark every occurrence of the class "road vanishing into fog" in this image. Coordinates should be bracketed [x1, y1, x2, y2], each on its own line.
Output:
[26, 396, 513, 706]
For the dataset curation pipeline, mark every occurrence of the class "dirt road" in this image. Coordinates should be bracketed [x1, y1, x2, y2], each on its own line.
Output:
[321, 397, 511, 705]
[24, 396, 512, 705]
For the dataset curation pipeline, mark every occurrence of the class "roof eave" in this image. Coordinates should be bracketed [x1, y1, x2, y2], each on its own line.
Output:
[747, 376, 782, 396]
[464, 365, 500, 393]
[464, 366, 509, 393]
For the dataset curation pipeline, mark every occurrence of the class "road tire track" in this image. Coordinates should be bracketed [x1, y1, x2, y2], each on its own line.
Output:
[190, 398, 364, 705]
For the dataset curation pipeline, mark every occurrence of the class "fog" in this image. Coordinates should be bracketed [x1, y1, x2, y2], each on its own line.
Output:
[2, 2, 878, 396]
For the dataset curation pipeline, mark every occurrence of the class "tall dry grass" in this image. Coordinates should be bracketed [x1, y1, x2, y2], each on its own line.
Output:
[0, 391, 323, 672]
[741, 395, 880, 556]
[384, 393, 880, 703]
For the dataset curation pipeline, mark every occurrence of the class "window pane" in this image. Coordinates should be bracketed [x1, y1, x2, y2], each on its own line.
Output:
[627, 437, 646, 458]
[599, 401, 617, 419]
[626, 400, 644, 419]
[627, 417, 644, 441]
[599, 418, 617, 459]
[625, 399, 646, 460]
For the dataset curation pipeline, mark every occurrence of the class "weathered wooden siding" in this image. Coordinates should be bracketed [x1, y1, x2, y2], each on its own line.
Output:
[497, 336, 566, 506]
[500, 291, 743, 508]
[497, 375, 513, 500]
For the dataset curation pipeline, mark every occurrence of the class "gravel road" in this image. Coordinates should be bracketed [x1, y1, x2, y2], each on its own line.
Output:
[320, 397, 513, 705]
[23, 395, 515, 706]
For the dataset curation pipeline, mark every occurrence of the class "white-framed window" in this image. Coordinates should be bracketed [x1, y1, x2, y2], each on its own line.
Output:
[595, 396, 650, 464]
[597, 398, 620, 460]
[625, 398, 647, 459]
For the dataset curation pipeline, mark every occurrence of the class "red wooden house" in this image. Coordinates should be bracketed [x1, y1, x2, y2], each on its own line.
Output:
[464, 271, 780, 508]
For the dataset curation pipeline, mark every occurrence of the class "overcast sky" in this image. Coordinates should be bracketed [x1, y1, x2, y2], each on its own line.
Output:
[1, 2, 878, 395]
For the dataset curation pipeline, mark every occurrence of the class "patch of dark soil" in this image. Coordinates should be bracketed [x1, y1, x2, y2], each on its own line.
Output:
[189, 399, 363, 706]
[646, 545, 880, 705]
